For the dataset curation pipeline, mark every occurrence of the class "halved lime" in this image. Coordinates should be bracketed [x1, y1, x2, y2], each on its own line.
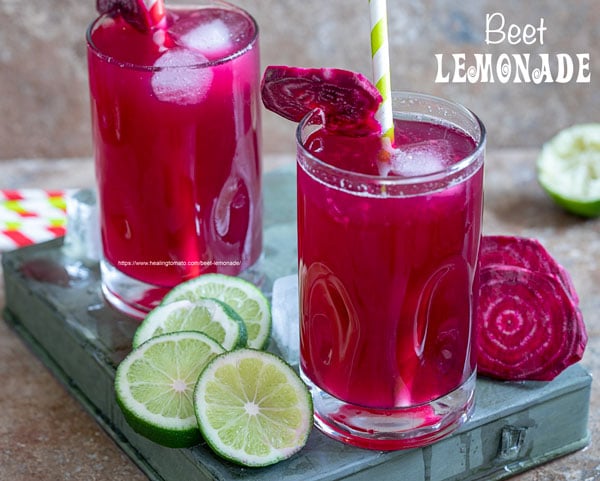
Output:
[537, 123, 600, 218]
[194, 349, 313, 467]
[133, 298, 247, 351]
[115, 331, 225, 448]
[163, 274, 271, 350]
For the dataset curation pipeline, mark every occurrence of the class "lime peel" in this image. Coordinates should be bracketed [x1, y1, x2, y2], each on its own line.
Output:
[162, 274, 272, 350]
[194, 349, 313, 467]
[115, 331, 225, 448]
[537, 123, 600, 217]
[132, 298, 247, 350]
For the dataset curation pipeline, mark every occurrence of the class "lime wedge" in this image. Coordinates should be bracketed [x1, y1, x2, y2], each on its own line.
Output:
[537, 123, 600, 217]
[133, 298, 247, 351]
[194, 349, 313, 467]
[163, 274, 271, 350]
[115, 331, 225, 448]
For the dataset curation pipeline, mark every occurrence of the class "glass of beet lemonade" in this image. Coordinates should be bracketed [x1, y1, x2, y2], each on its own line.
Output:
[297, 92, 485, 449]
[86, 2, 262, 317]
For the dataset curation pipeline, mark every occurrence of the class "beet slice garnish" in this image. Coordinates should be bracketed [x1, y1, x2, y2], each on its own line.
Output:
[260, 66, 383, 135]
[478, 236, 587, 381]
[96, 0, 152, 32]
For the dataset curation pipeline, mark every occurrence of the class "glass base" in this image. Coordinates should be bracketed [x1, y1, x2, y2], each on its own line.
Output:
[100, 260, 167, 319]
[100, 256, 266, 320]
[302, 371, 476, 451]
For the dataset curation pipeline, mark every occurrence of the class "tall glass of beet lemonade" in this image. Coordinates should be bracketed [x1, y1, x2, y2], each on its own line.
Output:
[297, 91, 485, 449]
[87, 1, 262, 317]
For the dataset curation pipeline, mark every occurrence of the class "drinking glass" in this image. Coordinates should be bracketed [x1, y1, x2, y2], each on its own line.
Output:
[86, 1, 262, 318]
[297, 91, 485, 450]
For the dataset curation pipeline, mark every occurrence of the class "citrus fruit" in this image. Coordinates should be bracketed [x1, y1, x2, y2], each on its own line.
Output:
[537, 123, 600, 218]
[261, 65, 382, 135]
[114, 331, 225, 448]
[133, 298, 247, 351]
[162, 274, 271, 350]
[194, 349, 313, 467]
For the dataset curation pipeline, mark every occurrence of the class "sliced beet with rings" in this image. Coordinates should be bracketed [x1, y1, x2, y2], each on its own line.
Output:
[480, 235, 579, 303]
[477, 236, 587, 381]
[261, 66, 382, 135]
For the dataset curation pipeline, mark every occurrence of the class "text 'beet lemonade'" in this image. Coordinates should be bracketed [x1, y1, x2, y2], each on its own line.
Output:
[87, 2, 262, 317]
[296, 92, 485, 450]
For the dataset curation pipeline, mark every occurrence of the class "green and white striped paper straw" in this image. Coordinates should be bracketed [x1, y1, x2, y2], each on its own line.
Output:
[369, 0, 394, 143]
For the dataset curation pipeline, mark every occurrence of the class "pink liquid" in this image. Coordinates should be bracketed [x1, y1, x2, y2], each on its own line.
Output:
[298, 118, 483, 411]
[87, 5, 262, 293]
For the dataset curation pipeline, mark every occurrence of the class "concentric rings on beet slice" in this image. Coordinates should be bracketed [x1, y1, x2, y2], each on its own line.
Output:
[477, 264, 586, 382]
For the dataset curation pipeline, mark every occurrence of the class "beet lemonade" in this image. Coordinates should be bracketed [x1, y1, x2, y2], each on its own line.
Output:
[297, 92, 485, 449]
[87, 3, 262, 317]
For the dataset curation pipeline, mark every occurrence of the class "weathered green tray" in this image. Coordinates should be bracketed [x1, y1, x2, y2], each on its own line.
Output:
[2, 168, 591, 481]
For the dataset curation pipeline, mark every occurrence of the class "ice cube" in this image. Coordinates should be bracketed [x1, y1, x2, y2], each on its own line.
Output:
[180, 19, 233, 57]
[271, 274, 300, 366]
[390, 139, 453, 177]
[151, 48, 213, 105]
[62, 188, 101, 265]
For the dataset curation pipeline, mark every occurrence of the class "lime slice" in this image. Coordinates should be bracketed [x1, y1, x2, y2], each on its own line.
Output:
[132, 298, 247, 351]
[537, 123, 600, 217]
[163, 274, 271, 350]
[194, 349, 313, 467]
[115, 331, 225, 448]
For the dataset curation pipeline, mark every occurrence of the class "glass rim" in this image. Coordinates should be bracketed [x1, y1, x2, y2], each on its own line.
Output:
[86, 0, 259, 71]
[296, 90, 486, 188]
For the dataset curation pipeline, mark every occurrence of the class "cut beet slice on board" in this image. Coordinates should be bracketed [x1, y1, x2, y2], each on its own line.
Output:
[480, 235, 579, 303]
[477, 263, 587, 382]
[261, 65, 383, 135]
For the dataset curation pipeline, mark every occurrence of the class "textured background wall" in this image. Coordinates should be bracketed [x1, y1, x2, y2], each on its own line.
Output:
[0, 0, 598, 160]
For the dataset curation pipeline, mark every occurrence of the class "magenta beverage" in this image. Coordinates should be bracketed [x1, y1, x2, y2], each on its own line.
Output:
[87, 2, 262, 317]
[297, 92, 485, 450]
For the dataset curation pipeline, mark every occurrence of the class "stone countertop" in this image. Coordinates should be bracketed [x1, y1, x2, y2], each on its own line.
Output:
[0, 152, 598, 480]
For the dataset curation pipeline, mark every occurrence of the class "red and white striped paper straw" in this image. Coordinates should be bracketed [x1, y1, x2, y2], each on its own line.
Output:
[0, 189, 70, 251]
[139, 0, 167, 29]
